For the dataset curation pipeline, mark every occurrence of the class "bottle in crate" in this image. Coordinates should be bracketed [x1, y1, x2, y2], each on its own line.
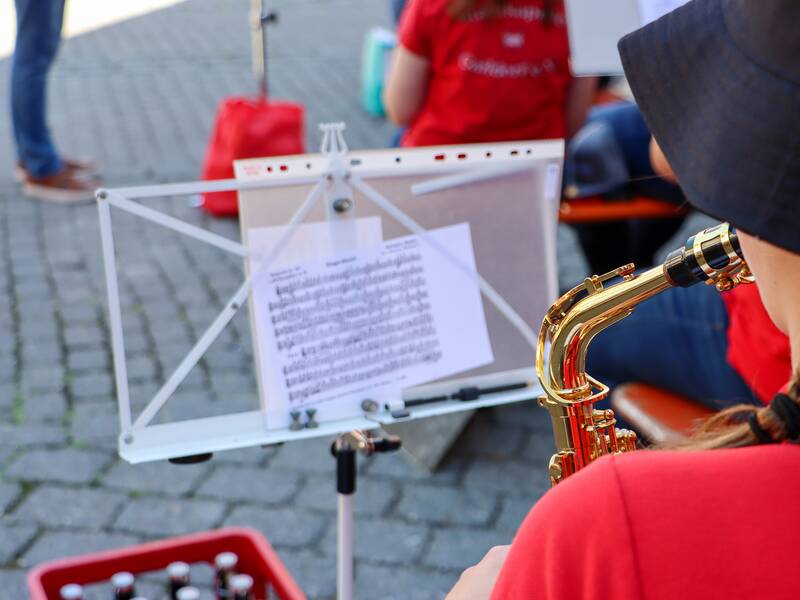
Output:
[111, 571, 136, 600]
[230, 574, 254, 600]
[214, 551, 238, 599]
[60, 583, 84, 599]
[167, 560, 191, 599]
[176, 586, 201, 600]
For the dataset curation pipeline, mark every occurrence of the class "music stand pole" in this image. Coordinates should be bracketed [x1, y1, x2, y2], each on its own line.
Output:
[332, 431, 401, 600]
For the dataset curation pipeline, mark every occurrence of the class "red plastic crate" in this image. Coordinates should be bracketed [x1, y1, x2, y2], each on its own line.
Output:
[27, 527, 306, 600]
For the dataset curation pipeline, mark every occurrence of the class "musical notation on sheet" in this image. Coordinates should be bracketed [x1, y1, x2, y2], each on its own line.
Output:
[249, 222, 494, 429]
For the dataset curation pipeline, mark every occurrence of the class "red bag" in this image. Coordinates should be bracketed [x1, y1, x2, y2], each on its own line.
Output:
[200, 97, 304, 217]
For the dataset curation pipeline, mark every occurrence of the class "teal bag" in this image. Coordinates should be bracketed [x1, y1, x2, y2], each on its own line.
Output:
[360, 27, 397, 117]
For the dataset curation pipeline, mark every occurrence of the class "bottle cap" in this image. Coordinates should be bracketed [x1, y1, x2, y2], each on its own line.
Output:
[176, 586, 201, 600]
[59, 583, 84, 600]
[214, 551, 238, 570]
[111, 571, 135, 589]
[230, 574, 254, 592]
[167, 561, 191, 579]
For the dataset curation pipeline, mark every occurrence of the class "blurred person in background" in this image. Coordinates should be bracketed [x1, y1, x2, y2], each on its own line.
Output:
[11, 0, 98, 203]
[384, 0, 596, 147]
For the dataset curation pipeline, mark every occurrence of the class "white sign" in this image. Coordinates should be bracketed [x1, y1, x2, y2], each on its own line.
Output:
[638, 0, 690, 24]
[251, 223, 494, 428]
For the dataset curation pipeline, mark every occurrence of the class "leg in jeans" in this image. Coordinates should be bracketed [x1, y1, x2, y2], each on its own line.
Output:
[573, 102, 687, 275]
[586, 282, 759, 411]
[11, 0, 66, 177]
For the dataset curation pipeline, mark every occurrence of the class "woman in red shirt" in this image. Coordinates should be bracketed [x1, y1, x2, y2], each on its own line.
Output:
[445, 1, 800, 597]
[384, 0, 596, 146]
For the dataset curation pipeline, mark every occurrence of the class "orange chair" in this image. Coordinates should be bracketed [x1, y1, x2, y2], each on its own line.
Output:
[610, 383, 714, 444]
[559, 195, 689, 224]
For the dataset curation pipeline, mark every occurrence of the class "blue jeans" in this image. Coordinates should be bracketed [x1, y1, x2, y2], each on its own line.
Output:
[586, 282, 759, 411]
[11, 0, 65, 178]
[573, 101, 688, 275]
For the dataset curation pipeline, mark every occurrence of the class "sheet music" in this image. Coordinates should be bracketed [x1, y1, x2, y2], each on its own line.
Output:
[248, 218, 384, 428]
[251, 222, 494, 428]
[638, 0, 689, 24]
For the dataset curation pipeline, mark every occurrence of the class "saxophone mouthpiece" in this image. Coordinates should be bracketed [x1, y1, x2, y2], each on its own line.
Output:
[663, 223, 750, 288]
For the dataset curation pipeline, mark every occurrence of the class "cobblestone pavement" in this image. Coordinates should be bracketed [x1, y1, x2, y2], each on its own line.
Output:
[0, 1, 709, 598]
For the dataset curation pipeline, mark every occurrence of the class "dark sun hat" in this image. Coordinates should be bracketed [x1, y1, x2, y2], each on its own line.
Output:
[618, 0, 800, 254]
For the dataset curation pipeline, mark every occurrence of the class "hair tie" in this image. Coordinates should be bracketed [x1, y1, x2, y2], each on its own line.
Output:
[769, 393, 800, 442]
[748, 412, 775, 444]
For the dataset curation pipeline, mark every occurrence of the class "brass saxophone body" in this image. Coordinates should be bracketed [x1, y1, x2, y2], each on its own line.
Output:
[536, 223, 754, 485]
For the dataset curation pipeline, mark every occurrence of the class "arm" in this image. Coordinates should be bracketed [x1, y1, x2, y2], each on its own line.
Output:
[565, 76, 599, 139]
[383, 45, 431, 127]
[444, 457, 639, 600]
[444, 545, 510, 600]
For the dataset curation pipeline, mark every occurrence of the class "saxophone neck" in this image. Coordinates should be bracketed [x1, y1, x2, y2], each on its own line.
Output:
[543, 264, 670, 393]
[538, 222, 751, 397]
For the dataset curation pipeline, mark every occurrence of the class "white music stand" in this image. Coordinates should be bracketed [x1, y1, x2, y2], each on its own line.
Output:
[96, 123, 562, 600]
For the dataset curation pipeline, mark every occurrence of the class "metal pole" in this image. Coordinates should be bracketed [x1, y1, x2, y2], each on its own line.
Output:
[334, 437, 356, 600]
[337, 492, 354, 600]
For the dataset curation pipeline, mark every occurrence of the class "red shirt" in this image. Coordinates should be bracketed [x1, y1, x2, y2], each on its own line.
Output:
[398, 0, 572, 147]
[492, 445, 800, 600]
[722, 284, 791, 403]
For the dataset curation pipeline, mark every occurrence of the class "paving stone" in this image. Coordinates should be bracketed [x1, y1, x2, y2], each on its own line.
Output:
[490, 400, 552, 432]
[522, 428, 560, 464]
[70, 403, 120, 449]
[125, 355, 159, 381]
[196, 465, 301, 504]
[69, 372, 115, 399]
[224, 505, 330, 549]
[21, 531, 140, 567]
[13, 485, 127, 529]
[214, 445, 275, 466]
[20, 365, 65, 394]
[23, 391, 68, 423]
[455, 414, 527, 459]
[393, 484, 497, 526]
[6, 448, 111, 484]
[20, 341, 62, 364]
[0, 355, 16, 383]
[0, 569, 28, 599]
[67, 349, 110, 373]
[0, 482, 22, 515]
[355, 564, 456, 600]
[103, 460, 211, 496]
[276, 549, 336, 599]
[295, 475, 398, 517]
[0, 447, 17, 468]
[424, 528, 512, 572]
[0, 422, 67, 448]
[114, 497, 227, 537]
[361, 451, 465, 485]
[495, 496, 536, 534]
[268, 437, 338, 475]
[0, 523, 38, 564]
[321, 517, 429, 564]
[463, 458, 550, 499]
[0, 383, 15, 412]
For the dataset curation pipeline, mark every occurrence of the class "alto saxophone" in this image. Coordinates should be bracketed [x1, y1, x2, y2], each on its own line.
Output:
[536, 223, 754, 485]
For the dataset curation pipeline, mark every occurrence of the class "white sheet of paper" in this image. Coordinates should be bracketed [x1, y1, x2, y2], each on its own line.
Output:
[252, 222, 494, 429]
[248, 218, 384, 427]
[638, 0, 689, 24]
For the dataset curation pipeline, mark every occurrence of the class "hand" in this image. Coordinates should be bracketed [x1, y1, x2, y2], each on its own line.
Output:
[444, 545, 511, 600]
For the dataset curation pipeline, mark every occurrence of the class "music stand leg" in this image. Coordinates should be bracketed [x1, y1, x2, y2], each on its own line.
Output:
[334, 439, 356, 600]
[332, 431, 401, 600]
